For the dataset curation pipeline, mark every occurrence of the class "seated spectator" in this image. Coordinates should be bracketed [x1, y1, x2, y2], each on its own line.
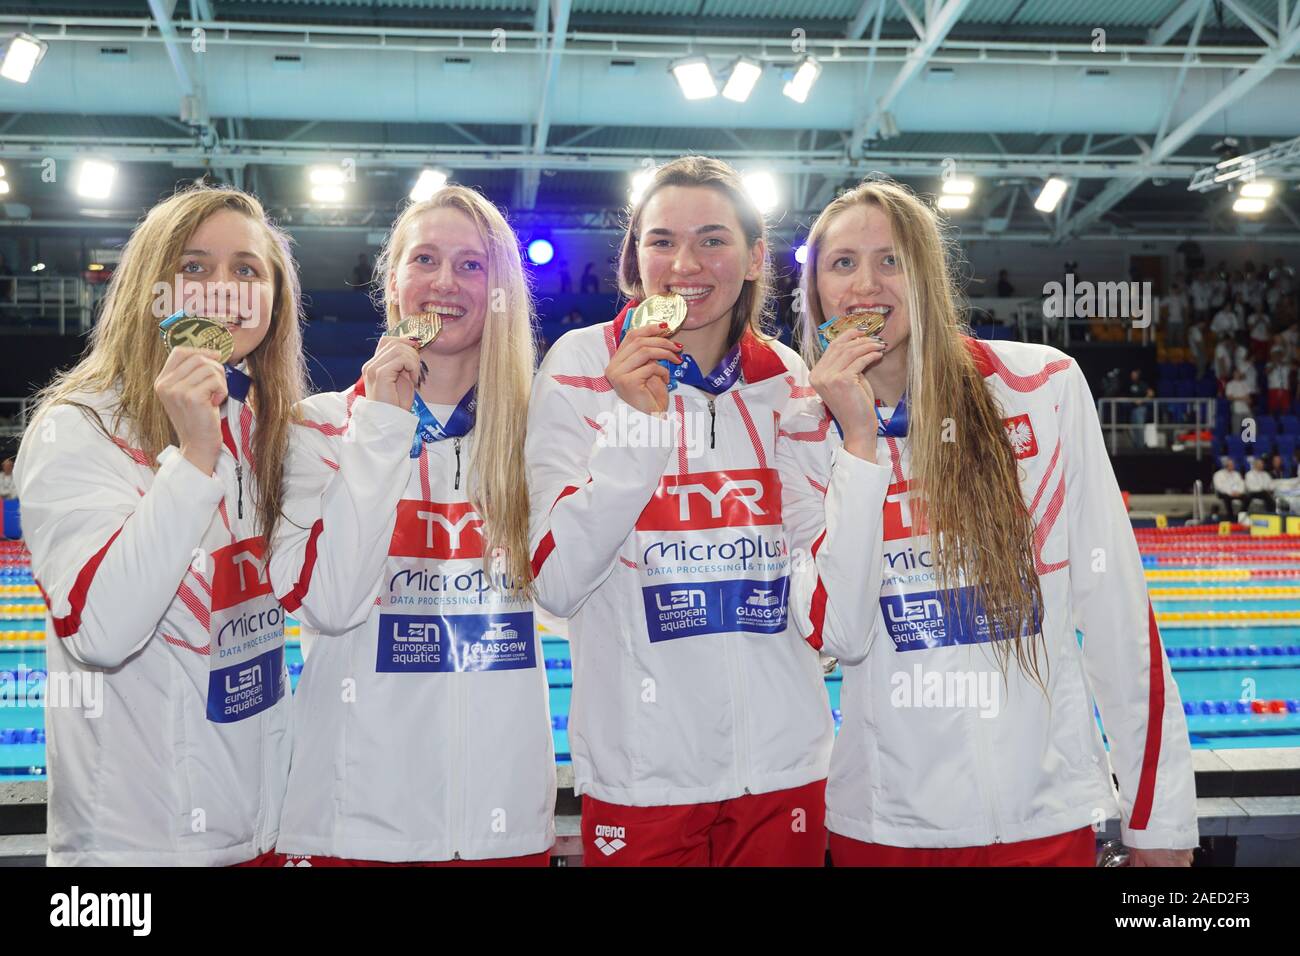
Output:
[996, 269, 1015, 297]
[1244, 457, 1275, 512]
[1213, 456, 1246, 517]
[1211, 302, 1241, 339]
[1269, 453, 1291, 481]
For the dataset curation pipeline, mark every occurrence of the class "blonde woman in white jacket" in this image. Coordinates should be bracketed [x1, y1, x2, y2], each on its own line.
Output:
[16, 186, 307, 865]
[267, 186, 553, 866]
[800, 177, 1198, 866]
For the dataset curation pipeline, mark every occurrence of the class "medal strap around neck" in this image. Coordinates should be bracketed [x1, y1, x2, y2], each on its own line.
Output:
[410, 387, 477, 458]
[225, 365, 252, 403]
[875, 395, 909, 438]
[671, 342, 743, 396]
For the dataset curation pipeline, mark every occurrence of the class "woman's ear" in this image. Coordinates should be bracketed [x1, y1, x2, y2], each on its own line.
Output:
[745, 237, 767, 282]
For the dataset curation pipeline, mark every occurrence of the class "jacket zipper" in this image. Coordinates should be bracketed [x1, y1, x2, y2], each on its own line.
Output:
[453, 438, 462, 491]
[235, 463, 244, 519]
[970, 701, 1004, 843]
[707, 399, 716, 449]
[451, 676, 465, 859]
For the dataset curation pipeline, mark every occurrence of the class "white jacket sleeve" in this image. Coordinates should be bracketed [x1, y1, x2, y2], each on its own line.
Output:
[15, 404, 225, 669]
[778, 400, 891, 665]
[1059, 360, 1199, 850]
[269, 396, 417, 635]
[525, 357, 674, 619]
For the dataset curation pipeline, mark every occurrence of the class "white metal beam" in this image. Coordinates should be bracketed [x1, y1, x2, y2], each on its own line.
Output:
[894, 0, 927, 40]
[1148, 0, 1204, 46]
[1220, 0, 1277, 46]
[1057, 16, 1300, 240]
[850, 0, 972, 155]
[146, 0, 201, 114]
[522, 0, 572, 208]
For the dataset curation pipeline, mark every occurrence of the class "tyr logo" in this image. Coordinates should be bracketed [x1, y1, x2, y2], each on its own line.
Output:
[637, 468, 782, 531]
[390, 501, 484, 559]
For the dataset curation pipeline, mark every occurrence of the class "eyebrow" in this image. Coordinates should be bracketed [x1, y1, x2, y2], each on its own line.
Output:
[644, 224, 734, 237]
[181, 249, 268, 261]
[822, 245, 894, 258]
[409, 243, 487, 258]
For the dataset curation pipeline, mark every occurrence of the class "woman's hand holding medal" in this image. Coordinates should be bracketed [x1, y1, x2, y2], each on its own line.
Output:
[363, 335, 422, 411]
[810, 327, 886, 463]
[154, 345, 228, 476]
[605, 323, 685, 416]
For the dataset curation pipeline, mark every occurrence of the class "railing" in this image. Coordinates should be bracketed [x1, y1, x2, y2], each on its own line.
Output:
[0, 276, 94, 334]
[0, 398, 35, 441]
[1096, 396, 1216, 459]
[969, 295, 1158, 349]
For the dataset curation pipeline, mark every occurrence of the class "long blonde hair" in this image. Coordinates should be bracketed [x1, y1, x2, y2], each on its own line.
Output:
[799, 177, 1046, 685]
[372, 185, 537, 595]
[30, 185, 307, 556]
[618, 155, 774, 344]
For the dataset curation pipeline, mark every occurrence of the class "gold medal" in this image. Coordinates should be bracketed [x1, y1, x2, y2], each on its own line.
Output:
[820, 311, 886, 344]
[630, 294, 687, 335]
[388, 311, 443, 348]
[163, 316, 234, 363]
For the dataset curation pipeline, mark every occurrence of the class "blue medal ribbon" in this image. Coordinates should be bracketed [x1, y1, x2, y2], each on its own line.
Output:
[225, 365, 252, 404]
[617, 310, 744, 395]
[410, 387, 477, 458]
[828, 393, 909, 440]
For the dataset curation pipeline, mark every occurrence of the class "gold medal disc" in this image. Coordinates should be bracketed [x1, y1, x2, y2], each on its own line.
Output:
[388, 312, 443, 348]
[630, 294, 688, 335]
[823, 312, 886, 343]
[163, 317, 235, 364]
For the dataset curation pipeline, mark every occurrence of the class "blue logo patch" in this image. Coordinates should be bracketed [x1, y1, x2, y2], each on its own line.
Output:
[208, 645, 285, 723]
[377, 611, 536, 672]
[880, 585, 1030, 651]
[643, 577, 788, 643]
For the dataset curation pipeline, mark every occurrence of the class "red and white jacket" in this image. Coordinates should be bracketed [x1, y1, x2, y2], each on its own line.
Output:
[267, 382, 555, 862]
[16, 388, 291, 866]
[812, 338, 1199, 850]
[526, 303, 884, 807]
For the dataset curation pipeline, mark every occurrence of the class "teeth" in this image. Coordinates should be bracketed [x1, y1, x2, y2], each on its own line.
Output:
[670, 287, 711, 296]
[847, 306, 891, 316]
[424, 305, 466, 317]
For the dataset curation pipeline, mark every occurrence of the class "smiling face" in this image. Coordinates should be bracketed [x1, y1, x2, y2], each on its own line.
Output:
[388, 206, 489, 358]
[178, 208, 276, 364]
[635, 185, 764, 334]
[814, 202, 911, 355]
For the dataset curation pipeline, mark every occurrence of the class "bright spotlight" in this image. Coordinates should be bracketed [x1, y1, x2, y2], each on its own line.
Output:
[629, 167, 656, 205]
[1, 33, 47, 84]
[410, 168, 448, 202]
[937, 194, 970, 211]
[1033, 177, 1069, 213]
[742, 171, 779, 214]
[782, 56, 821, 104]
[722, 57, 762, 103]
[75, 160, 117, 200]
[528, 239, 555, 266]
[669, 56, 717, 100]
[794, 244, 808, 265]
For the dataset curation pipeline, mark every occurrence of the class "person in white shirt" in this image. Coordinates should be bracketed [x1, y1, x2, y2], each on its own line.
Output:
[1224, 368, 1253, 434]
[1249, 311, 1272, 362]
[0, 457, 15, 499]
[1210, 305, 1241, 340]
[1213, 457, 1246, 517]
[1189, 274, 1212, 322]
[1188, 321, 1208, 378]
[1280, 322, 1300, 363]
[1244, 457, 1275, 511]
[1164, 284, 1187, 348]
[1213, 339, 1234, 382]
[1266, 348, 1294, 414]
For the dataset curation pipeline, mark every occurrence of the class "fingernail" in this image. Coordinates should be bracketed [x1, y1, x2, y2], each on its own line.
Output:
[659, 322, 669, 329]
[673, 342, 684, 350]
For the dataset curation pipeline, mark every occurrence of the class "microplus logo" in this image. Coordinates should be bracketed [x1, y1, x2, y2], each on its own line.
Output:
[50, 886, 151, 936]
[1042, 274, 1155, 329]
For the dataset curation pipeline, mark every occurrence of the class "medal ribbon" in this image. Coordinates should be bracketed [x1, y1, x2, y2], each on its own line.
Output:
[617, 309, 742, 395]
[410, 387, 477, 458]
